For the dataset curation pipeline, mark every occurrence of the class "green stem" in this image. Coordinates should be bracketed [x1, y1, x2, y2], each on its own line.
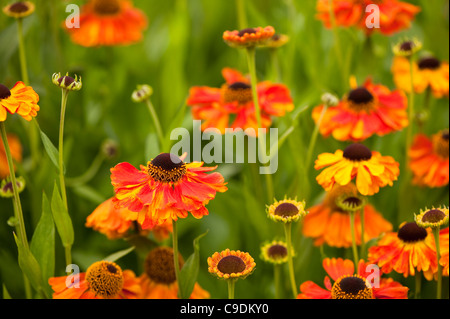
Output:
[172, 219, 182, 298]
[58, 89, 69, 210]
[349, 211, 359, 267]
[274, 264, 281, 299]
[305, 105, 328, 171]
[227, 279, 236, 299]
[405, 55, 416, 172]
[284, 223, 297, 298]
[65, 152, 105, 187]
[17, 18, 29, 85]
[235, 0, 248, 29]
[432, 228, 442, 299]
[415, 271, 422, 299]
[245, 47, 274, 203]
[0, 122, 32, 298]
[359, 208, 366, 260]
[145, 99, 165, 152]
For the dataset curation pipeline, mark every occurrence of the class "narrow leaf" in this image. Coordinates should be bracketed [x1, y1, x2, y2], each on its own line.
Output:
[38, 127, 65, 173]
[178, 230, 209, 299]
[103, 246, 135, 263]
[51, 182, 74, 248]
[30, 192, 55, 297]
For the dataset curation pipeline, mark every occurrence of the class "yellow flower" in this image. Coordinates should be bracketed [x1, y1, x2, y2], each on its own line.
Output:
[0, 81, 39, 122]
[207, 249, 255, 280]
[3, 1, 35, 19]
[260, 240, 292, 265]
[267, 198, 307, 223]
[415, 207, 449, 229]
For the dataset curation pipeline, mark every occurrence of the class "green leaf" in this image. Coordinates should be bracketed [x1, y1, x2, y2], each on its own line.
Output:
[38, 125, 65, 174]
[50, 182, 74, 248]
[103, 246, 135, 263]
[30, 192, 55, 297]
[13, 233, 47, 298]
[178, 230, 209, 299]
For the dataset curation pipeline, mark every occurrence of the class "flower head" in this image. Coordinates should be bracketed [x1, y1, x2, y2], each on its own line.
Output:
[336, 193, 366, 213]
[297, 258, 408, 299]
[312, 77, 408, 142]
[3, 1, 35, 19]
[392, 38, 422, 57]
[65, 0, 148, 47]
[131, 84, 153, 103]
[392, 55, 449, 98]
[52, 73, 82, 91]
[223, 26, 275, 49]
[208, 249, 256, 280]
[49, 260, 141, 299]
[0, 176, 26, 198]
[415, 207, 449, 230]
[110, 153, 227, 227]
[260, 240, 291, 264]
[368, 222, 439, 280]
[187, 68, 294, 135]
[315, 143, 399, 196]
[267, 198, 308, 223]
[0, 82, 39, 122]
[85, 197, 173, 240]
[302, 183, 392, 248]
[316, 0, 420, 36]
[139, 247, 210, 299]
[409, 130, 449, 188]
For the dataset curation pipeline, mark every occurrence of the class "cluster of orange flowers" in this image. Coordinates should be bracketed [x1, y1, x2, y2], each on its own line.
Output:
[1, 0, 448, 300]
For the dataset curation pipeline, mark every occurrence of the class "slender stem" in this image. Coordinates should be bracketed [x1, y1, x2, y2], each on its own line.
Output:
[172, 219, 182, 298]
[65, 152, 105, 186]
[245, 47, 274, 202]
[274, 264, 281, 299]
[305, 105, 328, 171]
[58, 89, 69, 210]
[16, 18, 29, 85]
[405, 55, 416, 172]
[145, 99, 165, 152]
[432, 228, 442, 299]
[235, 0, 248, 29]
[0, 122, 32, 299]
[359, 208, 366, 260]
[349, 211, 359, 267]
[284, 223, 297, 298]
[415, 271, 422, 299]
[227, 279, 236, 299]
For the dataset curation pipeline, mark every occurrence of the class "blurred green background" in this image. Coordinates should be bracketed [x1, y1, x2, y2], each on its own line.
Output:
[0, 0, 449, 299]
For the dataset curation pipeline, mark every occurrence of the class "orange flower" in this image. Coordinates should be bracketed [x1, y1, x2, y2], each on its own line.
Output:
[392, 55, 449, 98]
[297, 257, 409, 299]
[316, 0, 420, 36]
[207, 249, 256, 280]
[312, 78, 408, 142]
[187, 68, 294, 134]
[302, 184, 392, 248]
[0, 82, 39, 122]
[139, 246, 210, 299]
[439, 227, 449, 277]
[409, 130, 449, 188]
[315, 143, 399, 196]
[223, 26, 275, 48]
[65, 0, 147, 47]
[85, 197, 173, 240]
[0, 133, 22, 179]
[110, 153, 227, 227]
[368, 222, 439, 280]
[49, 261, 141, 299]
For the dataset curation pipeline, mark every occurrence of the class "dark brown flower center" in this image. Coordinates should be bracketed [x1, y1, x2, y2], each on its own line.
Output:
[222, 82, 253, 105]
[92, 0, 121, 15]
[267, 244, 288, 259]
[8, 2, 29, 13]
[238, 28, 257, 37]
[274, 203, 299, 217]
[433, 130, 449, 159]
[343, 144, 372, 161]
[339, 276, 366, 295]
[58, 76, 75, 87]
[0, 84, 12, 100]
[399, 41, 414, 52]
[397, 222, 427, 243]
[217, 255, 246, 274]
[144, 247, 183, 285]
[418, 57, 441, 70]
[147, 153, 187, 183]
[331, 275, 373, 299]
[422, 209, 446, 223]
[342, 197, 363, 209]
[85, 261, 124, 298]
[348, 87, 374, 104]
